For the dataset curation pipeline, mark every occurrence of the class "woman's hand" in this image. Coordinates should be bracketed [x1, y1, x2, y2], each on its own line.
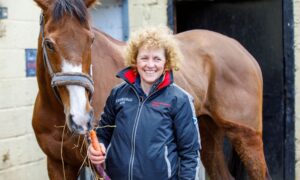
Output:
[87, 143, 106, 165]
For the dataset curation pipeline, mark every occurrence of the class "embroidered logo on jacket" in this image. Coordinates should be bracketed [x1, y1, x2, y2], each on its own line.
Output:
[151, 101, 171, 108]
[116, 98, 133, 105]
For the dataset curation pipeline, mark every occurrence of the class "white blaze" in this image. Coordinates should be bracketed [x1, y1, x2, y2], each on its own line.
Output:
[61, 60, 89, 129]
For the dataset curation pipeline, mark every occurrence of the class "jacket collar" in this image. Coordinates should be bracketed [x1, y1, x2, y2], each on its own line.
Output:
[116, 67, 174, 92]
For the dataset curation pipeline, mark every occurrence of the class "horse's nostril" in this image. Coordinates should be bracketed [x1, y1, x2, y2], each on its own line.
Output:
[87, 110, 94, 131]
[69, 114, 74, 122]
[69, 114, 83, 132]
[87, 121, 92, 131]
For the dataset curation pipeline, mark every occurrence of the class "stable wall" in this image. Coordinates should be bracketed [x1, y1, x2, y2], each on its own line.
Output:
[0, 0, 47, 179]
[128, 0, 168, 33]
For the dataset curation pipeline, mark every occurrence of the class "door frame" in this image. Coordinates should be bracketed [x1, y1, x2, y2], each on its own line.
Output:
[283, 0, 295, 179]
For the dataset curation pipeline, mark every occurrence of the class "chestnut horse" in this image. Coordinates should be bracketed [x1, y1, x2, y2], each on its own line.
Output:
[32, 0, 270, 179]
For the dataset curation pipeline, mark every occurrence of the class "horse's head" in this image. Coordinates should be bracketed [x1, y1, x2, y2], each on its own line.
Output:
[34, 0, 98, 134]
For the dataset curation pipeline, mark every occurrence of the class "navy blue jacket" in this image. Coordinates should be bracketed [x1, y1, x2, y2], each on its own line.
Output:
[97, 67, 201, 180]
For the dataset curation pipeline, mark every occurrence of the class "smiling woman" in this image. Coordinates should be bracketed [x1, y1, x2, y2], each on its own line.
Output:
[87, 26, 202, 180]
[126, 26, 183, 95]
[136, 47, 166, 95]
[126, 26, 182, 71]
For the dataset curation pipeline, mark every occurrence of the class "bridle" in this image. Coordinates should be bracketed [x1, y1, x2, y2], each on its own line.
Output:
[39, 13, 94, 104]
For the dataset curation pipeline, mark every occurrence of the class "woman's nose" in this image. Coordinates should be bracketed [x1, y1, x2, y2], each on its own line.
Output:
[146, 59, 155, 67]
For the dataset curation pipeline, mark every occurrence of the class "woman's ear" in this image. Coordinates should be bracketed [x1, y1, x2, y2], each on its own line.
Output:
[34, 0, 50, 11]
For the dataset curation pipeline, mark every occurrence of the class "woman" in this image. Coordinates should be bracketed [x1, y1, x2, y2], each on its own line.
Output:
[88, 26, 201, 180]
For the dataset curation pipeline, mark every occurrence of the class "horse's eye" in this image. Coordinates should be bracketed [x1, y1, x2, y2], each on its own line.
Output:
[45, 40, 55, 52]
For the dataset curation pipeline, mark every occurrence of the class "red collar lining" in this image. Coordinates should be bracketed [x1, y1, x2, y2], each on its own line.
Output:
[123, 69, 136, 84]
[122, 68, 172, 90]
[157, 71, 171, 90]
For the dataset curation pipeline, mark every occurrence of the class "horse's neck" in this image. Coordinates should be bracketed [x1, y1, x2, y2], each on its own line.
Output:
[91, 29, 126, 77]
[90, 30, 126, 116]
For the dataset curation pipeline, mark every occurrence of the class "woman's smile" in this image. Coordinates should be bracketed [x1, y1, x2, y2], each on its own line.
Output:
[136, 46, 166, 92]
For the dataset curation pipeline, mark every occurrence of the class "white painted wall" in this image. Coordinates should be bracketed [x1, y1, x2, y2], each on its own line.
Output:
[0, 0, 47, 179]
[0, 0, 126, 179]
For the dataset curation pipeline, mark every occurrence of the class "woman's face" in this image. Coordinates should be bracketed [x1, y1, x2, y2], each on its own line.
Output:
[136, 46, 166, 87]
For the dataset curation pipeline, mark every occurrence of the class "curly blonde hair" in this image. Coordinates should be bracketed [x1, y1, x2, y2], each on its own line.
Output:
[125, 26, 182, 71]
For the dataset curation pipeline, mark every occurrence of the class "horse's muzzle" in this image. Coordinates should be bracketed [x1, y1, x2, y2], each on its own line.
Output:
[68, 109, 94, 134]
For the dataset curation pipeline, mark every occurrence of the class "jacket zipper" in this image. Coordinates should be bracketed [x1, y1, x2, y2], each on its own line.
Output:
[128, 86, 159, 180]
[104, 143, 111, 170]
[128, 87, 144, 180]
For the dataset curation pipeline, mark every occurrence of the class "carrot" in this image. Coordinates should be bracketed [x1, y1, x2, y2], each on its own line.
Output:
[89, 130, 110, 179]
[90, 130, 101, 152]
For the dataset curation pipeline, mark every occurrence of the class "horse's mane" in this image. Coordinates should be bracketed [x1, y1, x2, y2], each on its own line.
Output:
[53, 0, 88, 24]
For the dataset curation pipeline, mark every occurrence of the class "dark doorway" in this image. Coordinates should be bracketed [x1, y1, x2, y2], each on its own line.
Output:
[172, 0, 295, 179]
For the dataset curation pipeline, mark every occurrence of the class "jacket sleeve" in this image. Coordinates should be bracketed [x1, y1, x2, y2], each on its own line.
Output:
[173, 95, 201, 180]
[96, 89, 117, 148]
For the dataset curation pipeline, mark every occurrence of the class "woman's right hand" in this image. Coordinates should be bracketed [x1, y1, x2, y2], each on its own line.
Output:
[87, 143, 106, 165]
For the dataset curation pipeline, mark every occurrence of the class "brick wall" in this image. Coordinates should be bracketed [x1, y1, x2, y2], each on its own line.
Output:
[0, 0, 47, 179]
[295, 0, 300, 178]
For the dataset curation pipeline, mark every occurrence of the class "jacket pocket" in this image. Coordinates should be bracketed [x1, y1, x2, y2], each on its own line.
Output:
[164, 145, 172, 178]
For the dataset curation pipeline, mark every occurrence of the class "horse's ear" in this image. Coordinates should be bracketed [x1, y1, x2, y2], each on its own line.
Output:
[34, 0, 50, 10]
[84, 0, 99, 8]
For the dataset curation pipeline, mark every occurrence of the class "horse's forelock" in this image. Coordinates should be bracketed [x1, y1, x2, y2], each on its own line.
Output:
[53, 0, 88, 24]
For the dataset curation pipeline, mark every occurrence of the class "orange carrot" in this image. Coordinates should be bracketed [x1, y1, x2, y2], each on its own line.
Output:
[89, 130, 110, 179]
[90, 130, 101, 152]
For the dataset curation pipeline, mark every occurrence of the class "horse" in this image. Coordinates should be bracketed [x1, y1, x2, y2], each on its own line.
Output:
[32, 0, 270, 179]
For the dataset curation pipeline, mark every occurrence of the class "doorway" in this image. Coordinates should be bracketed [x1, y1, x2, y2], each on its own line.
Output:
[172, 0, 295, 179]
